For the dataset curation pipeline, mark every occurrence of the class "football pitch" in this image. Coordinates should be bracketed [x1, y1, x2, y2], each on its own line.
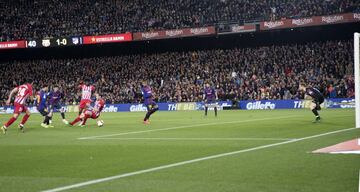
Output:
[0, 109, 359, 192]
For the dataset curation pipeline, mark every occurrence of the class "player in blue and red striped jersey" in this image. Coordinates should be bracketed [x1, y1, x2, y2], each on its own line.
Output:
[141, 81, 159, 124]
[203, 83, 218, 117]
[1, 79, 33, 134]
[48, 86, 68, 125]
[36, 84, 53, 128]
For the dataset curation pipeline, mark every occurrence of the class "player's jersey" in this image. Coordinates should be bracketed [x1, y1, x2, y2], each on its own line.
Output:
[14, 84, 33, 105]
[141, 86, 153, 99]
[204, 87, 216, 100]
[48, 90, 63, 104]
[93, 99, 105, 116]
[306, 87, 324, 101]
[79, 84, 95, 101]
[36, 90, 48, 110]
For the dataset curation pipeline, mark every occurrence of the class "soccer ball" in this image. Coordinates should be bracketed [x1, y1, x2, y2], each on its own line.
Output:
[97, 120, 104, 127]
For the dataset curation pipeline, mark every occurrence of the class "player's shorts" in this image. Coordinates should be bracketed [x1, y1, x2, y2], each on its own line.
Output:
[85, 110, 99, 119]
[79, 99, 91, 110]
[205, 99, 217, 106]
[49, 103, 64, 112]
[313, 97, 324, 110]
[145, 100, 158, 111]
[14, 104, 28, 114]
[38, 107, 49, 116]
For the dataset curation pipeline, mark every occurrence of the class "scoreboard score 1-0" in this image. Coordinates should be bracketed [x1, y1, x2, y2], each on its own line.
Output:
[26, 37, 83, 48]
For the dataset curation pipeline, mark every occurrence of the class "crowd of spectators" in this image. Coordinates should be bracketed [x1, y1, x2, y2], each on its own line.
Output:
[1, 0, 359, 42]
[0, 40, 354, 106]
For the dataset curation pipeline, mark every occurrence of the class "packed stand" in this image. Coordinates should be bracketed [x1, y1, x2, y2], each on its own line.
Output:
[1, 0, 359, 42]
[0, 40, 354, 106]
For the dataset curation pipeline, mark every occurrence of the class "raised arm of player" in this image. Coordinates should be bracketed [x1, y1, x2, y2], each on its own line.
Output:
[6, 87, 18, 105]
[215, 90, 218, 100]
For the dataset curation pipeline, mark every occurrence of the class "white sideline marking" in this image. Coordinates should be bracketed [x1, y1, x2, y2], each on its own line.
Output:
[358, 170, 360, 192]
[78, 115, 300, 140]
[42, 127, 357, 192]
[89, 137, 295, 141]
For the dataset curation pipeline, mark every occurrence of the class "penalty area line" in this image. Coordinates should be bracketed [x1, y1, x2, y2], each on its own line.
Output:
[88, 137, 296, 141]
[78, 115, 300, 140]
[42, 127, 357, 192]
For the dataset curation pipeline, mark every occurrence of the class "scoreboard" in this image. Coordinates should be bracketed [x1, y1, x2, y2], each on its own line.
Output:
[26, 37, 83, 48]
[0, 32, 131, 50]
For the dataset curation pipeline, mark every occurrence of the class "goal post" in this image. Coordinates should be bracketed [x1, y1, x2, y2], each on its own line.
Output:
[355, 32, 360, 128]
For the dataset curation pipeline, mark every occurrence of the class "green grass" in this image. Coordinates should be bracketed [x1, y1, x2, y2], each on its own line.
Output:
[0, 109, 359, 192]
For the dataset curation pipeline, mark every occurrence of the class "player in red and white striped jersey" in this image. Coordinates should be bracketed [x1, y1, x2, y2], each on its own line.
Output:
[1, 80, 34, 134]
[70, 93, 105, 126]
[78, 79, 95, 116]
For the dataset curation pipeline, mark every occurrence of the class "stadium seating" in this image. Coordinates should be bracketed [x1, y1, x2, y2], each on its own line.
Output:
[0, 40, 354, 105]
[0, 0, 358, 42]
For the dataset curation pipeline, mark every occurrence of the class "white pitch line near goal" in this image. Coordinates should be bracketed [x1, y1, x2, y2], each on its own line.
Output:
[78, 115, 300, 140]
[89, 137, 296, 141]
[42, 127, 358, 192]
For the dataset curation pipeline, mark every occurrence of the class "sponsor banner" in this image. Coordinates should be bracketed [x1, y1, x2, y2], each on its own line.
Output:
[0, 101, 232, 114]
[239, 98, 354, 110]
[133, 26, 216, 41]
[0, 40, 26, 49]
[260, 13, 360, 30]
[83, 33, 132, 44]
[231, 24, 256, 33]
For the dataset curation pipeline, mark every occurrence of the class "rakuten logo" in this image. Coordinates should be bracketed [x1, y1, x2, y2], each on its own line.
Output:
[246, 101, 275, 110]
[130, 104, 147, 112]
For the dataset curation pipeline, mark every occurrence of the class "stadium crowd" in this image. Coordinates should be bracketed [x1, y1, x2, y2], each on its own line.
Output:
[1, 0, 359, 42]
[0, 40, 354, 106]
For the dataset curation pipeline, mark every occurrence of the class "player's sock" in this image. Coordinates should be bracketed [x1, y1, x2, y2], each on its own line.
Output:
[44, 116, 50, 125]
[144, 112, 151, 121]
[312, 109, 319, 116]
[82, 115, 90, 125]
[214, 107, 217, 117]
[20, 114, 30, 125]
[70, 117, 82, 125]
[205, 107, 208, 116]
[61, 112, 65, 119]
[5, 117, 17, 127]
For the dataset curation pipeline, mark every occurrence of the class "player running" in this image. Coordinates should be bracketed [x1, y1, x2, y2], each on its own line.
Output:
[299, 83, 324, 122]
[141, 81, 159, 124]
[36, 85, 53, 128]
[203, 83, 218, 117]
[1, 79, 33, 134]
[48, 86, 68, 125]
[69, 93, 105, 126]
[78, 79, 95, 116]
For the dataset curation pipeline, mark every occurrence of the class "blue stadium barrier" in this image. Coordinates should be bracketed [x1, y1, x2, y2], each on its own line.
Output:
[0, 101, 233, 114]
[239, 98, 355, 110]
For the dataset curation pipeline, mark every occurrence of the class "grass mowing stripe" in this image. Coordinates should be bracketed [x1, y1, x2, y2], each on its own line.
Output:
[42, 127, 357, 192]
[88, 137, 296, 141]
[78, 115, 300, 140]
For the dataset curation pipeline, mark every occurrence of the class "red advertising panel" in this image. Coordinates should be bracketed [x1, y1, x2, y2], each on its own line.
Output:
[261, 13, 360, 31]
[83, 33, 132, 44]
[0, 40, 26, 49]
[133, 26, 215, 41]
